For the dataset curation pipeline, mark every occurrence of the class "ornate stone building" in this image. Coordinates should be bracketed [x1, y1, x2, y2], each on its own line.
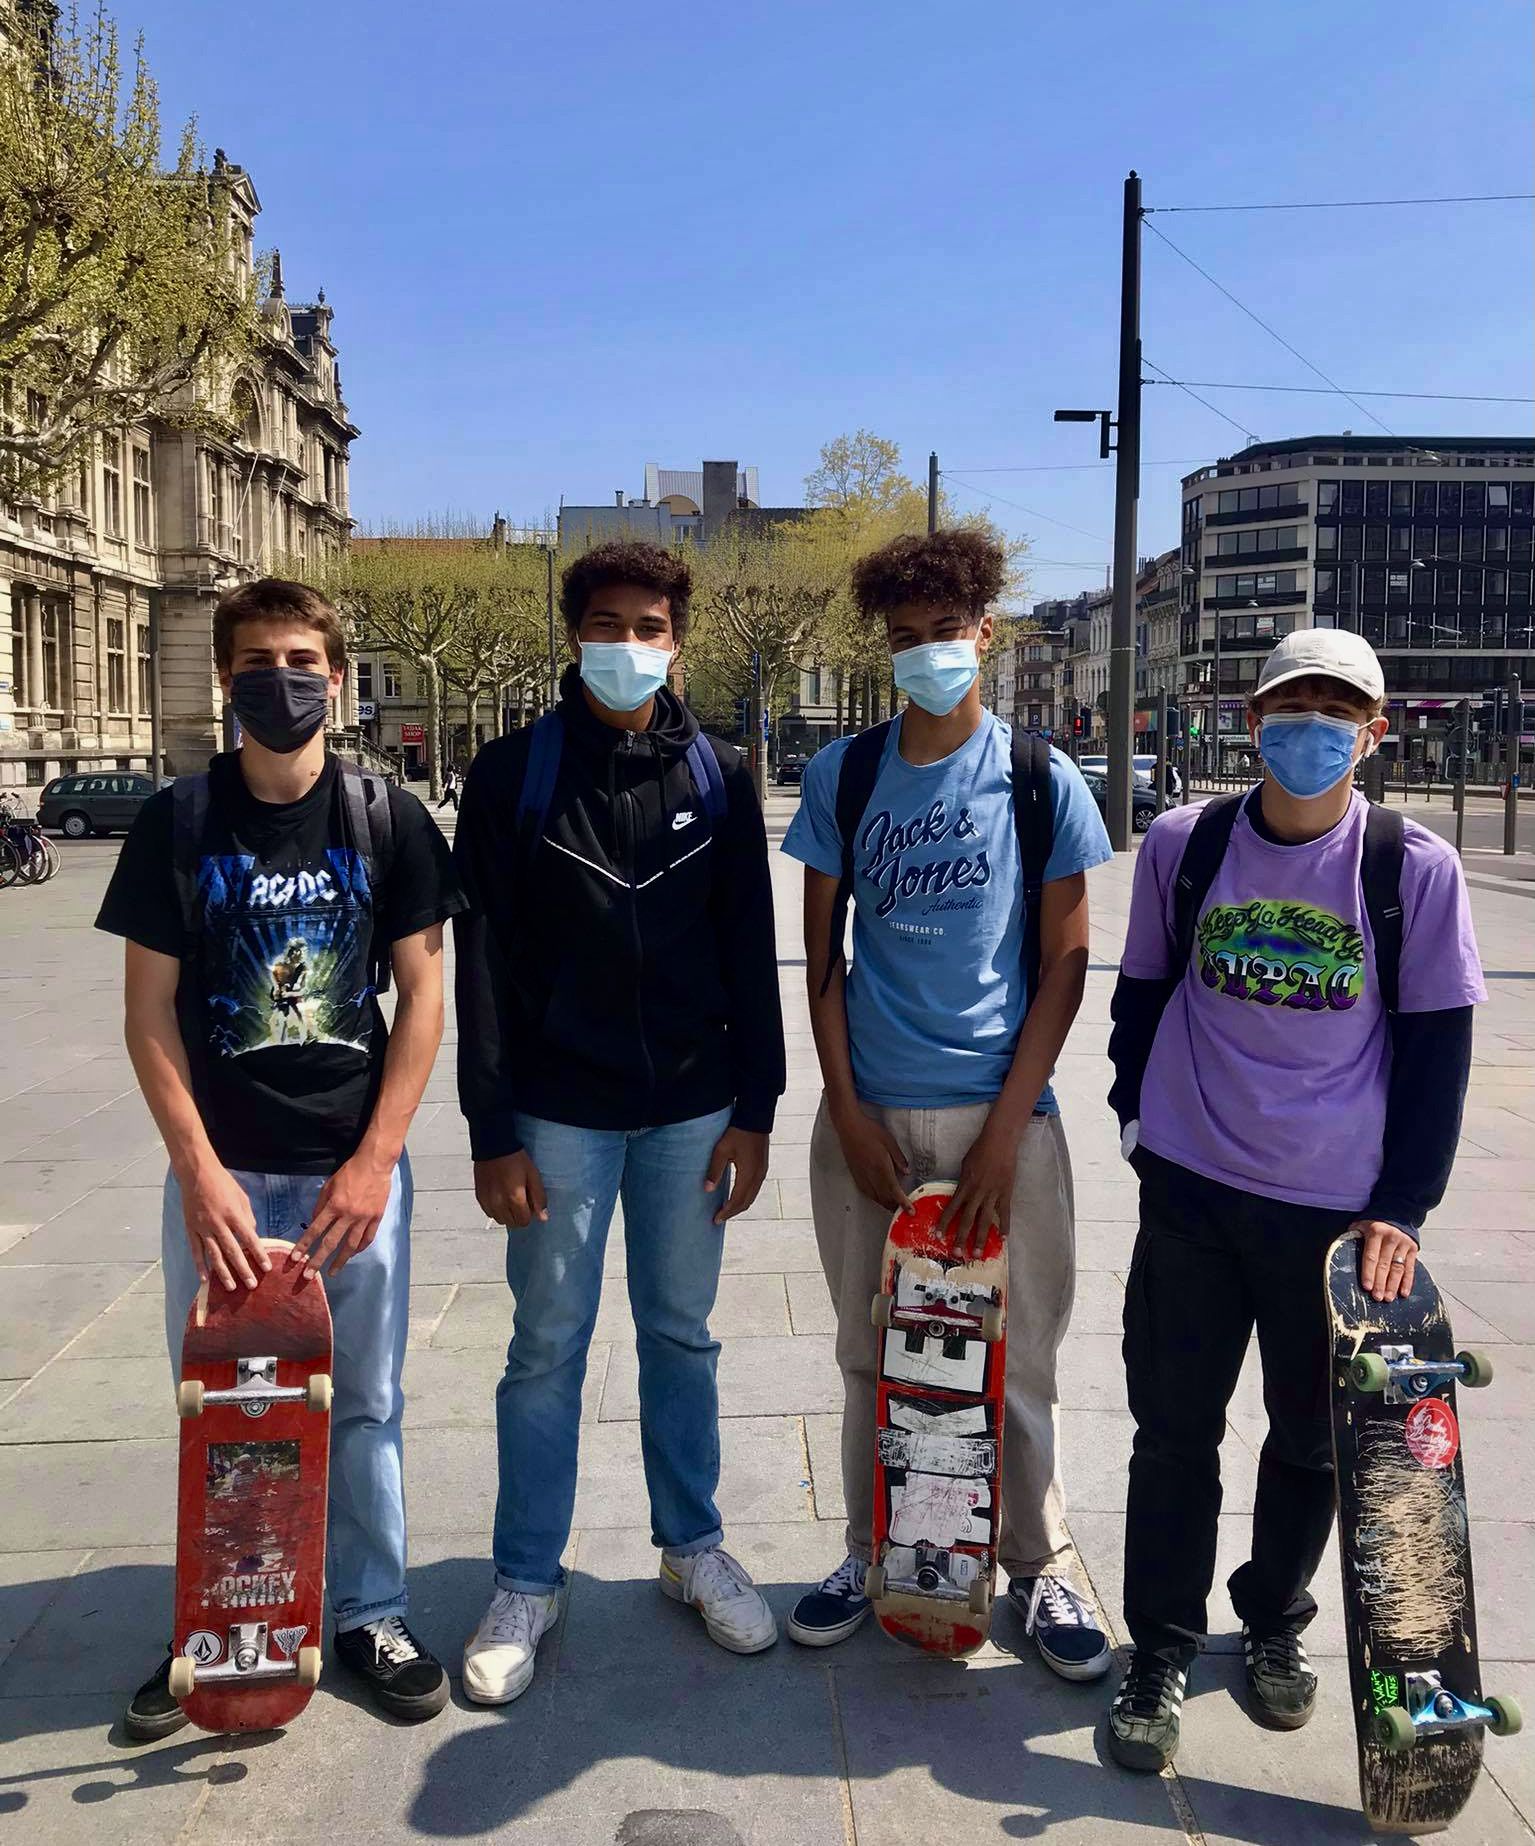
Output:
[1, 153, 359, 790]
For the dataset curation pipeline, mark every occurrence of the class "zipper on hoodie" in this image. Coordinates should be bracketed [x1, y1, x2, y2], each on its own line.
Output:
[619, 733, 658, 1095]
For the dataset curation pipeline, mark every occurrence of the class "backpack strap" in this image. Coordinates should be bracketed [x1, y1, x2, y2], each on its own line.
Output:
[686, 733, 728, 825]
[1012, 730, 1055, 1003]
[338, 761, 397, 995]
[515, 711, 564, 863]
[821, 720, 896, 996]
[1361, 802, 1405, 1015]
[1172, 793, 1244, 974]
[171, 773, 211, 950]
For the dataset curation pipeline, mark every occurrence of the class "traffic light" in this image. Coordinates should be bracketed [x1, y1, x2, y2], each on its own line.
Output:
[1167, 704, 1183, 740]
[1073, 708, 1087, 738]
[733, 694, 750, 735]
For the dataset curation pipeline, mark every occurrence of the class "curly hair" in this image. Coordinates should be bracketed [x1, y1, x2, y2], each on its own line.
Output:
[560, 539, 693, 642]
[851, 529, 1006, 622]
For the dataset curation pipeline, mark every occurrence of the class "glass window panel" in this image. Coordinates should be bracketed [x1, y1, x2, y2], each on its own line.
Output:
[1316, 526, 1338, 556]
[1388, 571, 1410, 598]
[1340, 526, 1363, 558]
[1411, 568, 1433, 603]
[1462, 528, 1483, 561]
[1362, 569, 1386, 602]
[1341, 481, 1364, 516]
[1218, 490, 1239, 513]
[1513, 529, 1533, 562]
[1463, 483, 1486, 516]
[1258, 529, 1276, 552]
[1239, 487, 1259, 511]
[1438, 481, 1461, 517]
[1415, 482, 1438, 515]
[1462, 567, 1483, 601]
[1488, 571, 1507, 599]
[1317, 481, 1340, 514]
[1236, 613, 1256, 637]
[1389, 525, 1411, 557]
[1365, 482, 1390, 518]
[1510, 482, 1533, 515]
[1436, 568, 1459, 600]
[1488, 483, 1509, 511]
[1390, 481, 1413, 511]
[1258, 485, 1280, 509]
[1364, 526, 1387, 559]
[1436, 526, 1459, 560]
[1510, 571, 1531, 602]
[1238, 575, 1256, 596]
[1487, 527, 1508, 557]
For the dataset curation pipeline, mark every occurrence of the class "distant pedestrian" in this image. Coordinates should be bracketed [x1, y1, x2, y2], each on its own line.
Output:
[1104, 629, 1485, 1772]
[438, 765, 458, 810]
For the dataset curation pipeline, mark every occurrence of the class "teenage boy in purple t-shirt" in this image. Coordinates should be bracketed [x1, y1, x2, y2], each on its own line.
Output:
[1103, 628, 1485, 1773]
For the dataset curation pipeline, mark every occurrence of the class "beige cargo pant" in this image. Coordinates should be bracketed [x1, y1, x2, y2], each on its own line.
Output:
[809, 1097, 1079, 1581]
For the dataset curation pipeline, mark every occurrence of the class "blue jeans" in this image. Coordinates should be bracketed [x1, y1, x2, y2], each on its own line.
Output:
[161, 1156, 413, 1634]
[493, 1108, 733, 1594]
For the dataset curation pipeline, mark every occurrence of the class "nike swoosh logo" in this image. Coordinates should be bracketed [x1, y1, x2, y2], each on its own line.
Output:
[672, 812, 696, 831]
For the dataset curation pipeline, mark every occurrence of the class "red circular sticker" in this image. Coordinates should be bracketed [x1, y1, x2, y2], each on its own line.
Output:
[1404, 1398, 1459, 1469]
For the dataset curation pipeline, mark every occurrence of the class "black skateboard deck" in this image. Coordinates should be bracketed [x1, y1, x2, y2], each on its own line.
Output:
[1324, 1235, 1520, 1834]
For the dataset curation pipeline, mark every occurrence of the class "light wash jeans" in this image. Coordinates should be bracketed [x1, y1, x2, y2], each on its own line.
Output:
[161, 1155, 413, 1634]
[492, 1107, 734, 1594]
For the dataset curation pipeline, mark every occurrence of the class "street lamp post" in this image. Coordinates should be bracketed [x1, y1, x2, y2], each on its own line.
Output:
[147, 586, 164, 789]
[545, 542, 557, 709]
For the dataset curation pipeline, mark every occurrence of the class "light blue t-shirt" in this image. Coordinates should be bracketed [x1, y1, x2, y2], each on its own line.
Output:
[782, 713, 1112, 1110]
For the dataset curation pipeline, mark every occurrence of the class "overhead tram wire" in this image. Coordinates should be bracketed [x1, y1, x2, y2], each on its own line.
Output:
[1142, 216, 1397, 436]
[941, 474, 1112, 545]
[1145, 193, 1535, 214]
[1142, 357, 1261, 445]
[1143, 380, 1535, 406]
[944, 458, 1212, 474]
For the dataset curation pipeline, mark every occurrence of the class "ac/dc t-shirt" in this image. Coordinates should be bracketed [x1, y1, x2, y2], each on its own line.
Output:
[782, 714, 1112, 1110]
[1119, 790, 1486, 1211]
[96, 753, 465, 1175]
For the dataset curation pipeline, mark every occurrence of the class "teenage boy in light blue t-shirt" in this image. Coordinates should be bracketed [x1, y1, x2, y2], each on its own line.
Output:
[781, 529, 1114, 1678]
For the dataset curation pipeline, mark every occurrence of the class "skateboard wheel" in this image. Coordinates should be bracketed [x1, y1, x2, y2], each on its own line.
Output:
[1351, 1353, 1391, 1394]
[176, 1380, 205, 1418]
[305, 1373, 333, 1414]
[1457, 1349, 1494, 1389]
[1487, 1695, 1522, 1737]
[296, 1645, 323, 1688]
[871, 1293, 894, 1330]
[168, 1655, 197, 1702]
[968, 1577, 992, 1616]
[1373, 1705, 1416, 1752]
[865, 1565, 886, 1602]
[980, 1305, 1004, 1343]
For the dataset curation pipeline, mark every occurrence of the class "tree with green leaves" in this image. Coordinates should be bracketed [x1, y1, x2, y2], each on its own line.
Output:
[0, 3, 264, 484]
[439, 543, 552, 754]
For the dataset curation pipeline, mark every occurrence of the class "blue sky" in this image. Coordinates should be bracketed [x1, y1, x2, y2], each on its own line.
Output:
[124, 0, 1533, 600]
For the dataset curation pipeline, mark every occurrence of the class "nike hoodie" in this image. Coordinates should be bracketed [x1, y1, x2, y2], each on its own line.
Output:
[453, 666, 786, 1158]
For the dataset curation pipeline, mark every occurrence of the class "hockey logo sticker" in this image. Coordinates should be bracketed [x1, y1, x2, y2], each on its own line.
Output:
[1404, 1397, 1459, 1469]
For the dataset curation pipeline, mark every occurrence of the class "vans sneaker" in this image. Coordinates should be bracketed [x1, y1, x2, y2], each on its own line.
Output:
[334, 1616, 449, 1719]
[660, 1546, 777, 1654]
[787, 1553, 871, 1648]
[1010, 1574, 1112, 1681]
[462, 1587, 563, 1705]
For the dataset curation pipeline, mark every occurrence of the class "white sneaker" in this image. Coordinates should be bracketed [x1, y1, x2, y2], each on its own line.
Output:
[462, 1586, 562, 1705]
[659, 1545, 778, 1654]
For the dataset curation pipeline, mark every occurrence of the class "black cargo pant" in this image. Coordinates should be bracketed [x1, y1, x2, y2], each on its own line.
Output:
[1122, 1148, 1358, 1665]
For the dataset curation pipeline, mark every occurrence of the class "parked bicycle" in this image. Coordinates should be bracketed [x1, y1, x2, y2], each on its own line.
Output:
[0, 793, 61, 885]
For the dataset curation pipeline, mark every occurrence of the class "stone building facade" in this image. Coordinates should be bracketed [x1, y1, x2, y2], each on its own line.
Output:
[1, 156, 358, 791]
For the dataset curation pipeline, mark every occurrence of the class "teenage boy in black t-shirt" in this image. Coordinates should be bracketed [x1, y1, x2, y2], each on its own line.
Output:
[97, 579, 465, 1737]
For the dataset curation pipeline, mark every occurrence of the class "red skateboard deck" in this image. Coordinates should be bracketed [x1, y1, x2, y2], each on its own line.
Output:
[171, 1237, 332, 1732]
[867, 1182, 1006, 1656]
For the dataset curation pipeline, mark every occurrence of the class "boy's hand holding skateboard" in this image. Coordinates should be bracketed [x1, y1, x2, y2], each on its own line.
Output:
[179, 1159, 271, 1292]
[1351, 1218, 1418, 1303]
[938, 1122, 1019, 1258]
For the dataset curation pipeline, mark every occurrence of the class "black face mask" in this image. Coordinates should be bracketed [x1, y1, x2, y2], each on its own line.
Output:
[230, 667, 331, 754]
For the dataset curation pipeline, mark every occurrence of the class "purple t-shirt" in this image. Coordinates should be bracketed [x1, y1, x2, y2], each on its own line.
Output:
[1121, 792, 1486, 1211]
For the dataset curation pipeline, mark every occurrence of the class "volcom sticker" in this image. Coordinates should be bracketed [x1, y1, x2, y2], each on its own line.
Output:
[184, 1630, 223, 1665]
[1404, 1398, 1459, 1469]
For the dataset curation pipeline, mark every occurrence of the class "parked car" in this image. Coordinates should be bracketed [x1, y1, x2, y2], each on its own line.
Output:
[1077, 768, 1157, 834]
[37, 769, 157, 839]
[774, 752, 807, 787]
[1133, 753, 1182, 798]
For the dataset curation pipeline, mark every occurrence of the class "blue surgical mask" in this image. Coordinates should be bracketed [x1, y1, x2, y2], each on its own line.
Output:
[893, 639, 979, 716]
[1258, 711, 1367, 800]
[579, 640, 673, 713]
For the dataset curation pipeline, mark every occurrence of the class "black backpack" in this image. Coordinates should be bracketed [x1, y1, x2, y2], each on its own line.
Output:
[821, 719, 1055, 999]
[171, 760, 398, 993]
[1171, 792, 1405, 1011]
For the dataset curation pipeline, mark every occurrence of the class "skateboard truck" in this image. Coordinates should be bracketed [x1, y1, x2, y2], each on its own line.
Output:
[1372, 1670, 1523, 1753]
[1349, 1345, 1494, 1404]
[177, 1356, 334, 1419]
[168, 1622, 323, 1702]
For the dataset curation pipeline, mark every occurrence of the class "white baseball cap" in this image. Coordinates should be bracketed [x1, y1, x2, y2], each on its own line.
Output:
[1255, 627, 1385, 704]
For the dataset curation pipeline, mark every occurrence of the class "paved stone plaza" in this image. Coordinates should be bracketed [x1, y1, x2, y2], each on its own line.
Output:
[1, 789, 1530, 1845]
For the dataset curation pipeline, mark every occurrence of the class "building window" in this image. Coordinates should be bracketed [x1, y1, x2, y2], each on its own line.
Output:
[1415, 482, 1438, 517]
[137, 620, 151, 712]
[9, 599, 23, 703]
[1463, 483, 1486, 517]
[1463, 528, 1484, 561]
[1389, 526, 1411, 558]
[1340, 481, 1364, 517]
[209, 458, 226, 546]
[1462, 568, 1483, 602]
[1387, 570, 1410, 600]
[106, 617, 127, 710]
[382, 661, 402, 699]
[1315, 568, 1338, 601]
[1510, 571, 1531, 603]
[1510, 482, 1533, 516]
[1316, 526, 1337, 557]
[1487, 570, 1507, 601]
[1365, 481, 1390, 519]
[1390, 481, 1413, 513]
[1362, 568, 1386, 603]
[1436, 525, 1459, 561]
[1339, 526, 1363, 559]
[356, 660, 374, 701]
[1488, 527, 1508, 559]
[1512, 529, 1533, 562]
[102, 437, 123, 536]
[132, 449, 151, 544]
[1317, 481, 1340, 515]
[1364, 526, 1387, 560]
[1438, 481, 1462, 518]
[41, 603, 61, 708]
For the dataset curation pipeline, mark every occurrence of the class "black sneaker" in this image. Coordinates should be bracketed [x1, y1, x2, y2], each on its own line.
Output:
[334, 1616, 450, 1720]
[1107, 1650, 1188, 1771]
[1242, 1624, 1317, 1729]
[124, 1650, 190, 1743]
[1010, 1575, 1112, 1682]
[787, 1554, 871, 1648]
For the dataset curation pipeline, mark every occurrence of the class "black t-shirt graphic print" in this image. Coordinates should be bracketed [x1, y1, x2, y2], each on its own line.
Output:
[98, 753, 464, 1175]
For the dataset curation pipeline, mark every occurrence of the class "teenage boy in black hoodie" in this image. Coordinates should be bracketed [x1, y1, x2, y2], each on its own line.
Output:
[453, 539, 786, 1703]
